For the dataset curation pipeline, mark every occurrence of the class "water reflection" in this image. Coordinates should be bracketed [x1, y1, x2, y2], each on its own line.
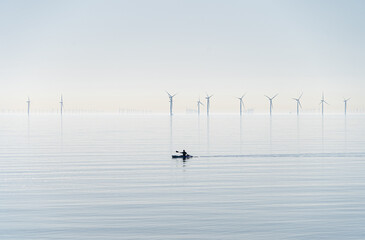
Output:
[181, 157, 189, 168]
[240, 116, 243, 153]
[198, 116, 201, 153]
[27, 115, 30, 141]
[344, 116, 347, 152]
[269, 116, 272, 153]
[3, 114, 365, 239]
[175, 158, 189, 168]
[174, 154, 191, 169]
[60, 115, 64, 151]
[296, 116, 300, 153]
[206, 116, 210, 154]
[60, 115, 63, 137]
[169, 115, 173, 155]
[321, 116, 325, 152]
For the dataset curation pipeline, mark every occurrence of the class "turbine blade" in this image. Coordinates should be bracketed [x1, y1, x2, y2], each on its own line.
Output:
[272, 93, 278, 99]
[299, 101, 302, 108]
[264, 95, 270, 99]
[166, 91, 172, 97]
[299, 92, 303, 99]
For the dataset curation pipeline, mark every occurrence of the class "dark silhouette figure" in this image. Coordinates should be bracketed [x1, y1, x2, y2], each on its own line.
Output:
[172, 150, 191, 159]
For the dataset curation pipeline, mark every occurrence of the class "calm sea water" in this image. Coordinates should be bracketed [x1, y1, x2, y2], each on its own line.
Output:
[1, 113, 365, 239]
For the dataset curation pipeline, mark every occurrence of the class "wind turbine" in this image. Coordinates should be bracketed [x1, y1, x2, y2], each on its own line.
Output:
[206, 94, 213, 116]
[166, 91, 176, 116]
[60, 95, 64, 115]
[319, 92, 329, 115]
[197, 98, 204, 116]
[344, 98, 351, 115]
[292, 93, 303, 115]
[26, 97, 30, 116]
[265, 94, 278, 116]
[237, 94, 246, 116]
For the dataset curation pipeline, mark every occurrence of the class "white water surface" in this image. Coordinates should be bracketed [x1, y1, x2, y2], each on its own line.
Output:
[1, 114, 365, 240]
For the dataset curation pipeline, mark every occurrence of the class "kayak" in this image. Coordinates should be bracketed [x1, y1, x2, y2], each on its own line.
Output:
[172, 155, 193, 159]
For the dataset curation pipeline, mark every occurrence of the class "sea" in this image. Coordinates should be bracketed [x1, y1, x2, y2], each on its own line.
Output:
[1, 113, 365, 240]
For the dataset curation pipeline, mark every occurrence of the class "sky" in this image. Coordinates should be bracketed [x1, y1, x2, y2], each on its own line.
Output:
[1, 0, 365, 113]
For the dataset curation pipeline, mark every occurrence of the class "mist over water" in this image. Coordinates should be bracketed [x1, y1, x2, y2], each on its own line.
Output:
[1, 114, 365, 239]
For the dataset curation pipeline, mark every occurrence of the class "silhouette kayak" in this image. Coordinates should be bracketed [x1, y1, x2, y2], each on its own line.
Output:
[172, 155, 193, 159]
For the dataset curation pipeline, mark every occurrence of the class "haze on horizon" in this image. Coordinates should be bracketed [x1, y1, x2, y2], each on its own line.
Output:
[1, 0, 365, 113]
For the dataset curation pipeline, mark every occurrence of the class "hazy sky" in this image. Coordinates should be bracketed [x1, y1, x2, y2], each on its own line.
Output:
[1, 0, 365, 113]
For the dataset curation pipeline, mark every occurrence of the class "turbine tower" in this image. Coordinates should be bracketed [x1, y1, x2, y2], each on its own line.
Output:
[26, 97, 30, 116]
[344, 98, 351, 115]
[206, 94, 213, 116]
[166, 91, 176, 116]
[320, 92, 328, 115]
[292, 93, 303, 115]
[265, 94, 278, 116]
[60, 95, 64, 115]
[237, 94, 246, 116]
[197, 98, 204, 116]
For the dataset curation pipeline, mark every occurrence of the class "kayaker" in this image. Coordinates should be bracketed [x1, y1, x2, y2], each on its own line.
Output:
[181, 150, 187, 157]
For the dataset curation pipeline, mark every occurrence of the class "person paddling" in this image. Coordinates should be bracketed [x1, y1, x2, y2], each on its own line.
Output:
[176, 150, 188, 157]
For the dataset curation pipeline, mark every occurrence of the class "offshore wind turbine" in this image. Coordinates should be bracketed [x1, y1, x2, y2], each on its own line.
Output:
[265, 94, 278, 116]
[237, 94, 246, 116]
[60, 95, 64, 115]
[197, 98, 204, 116]
[344, 98, 351, 115]
[319, 92, 329, 115]
[206, 94, 213, 116]
[26, 97, 30, 116]
[292, 93, 303, 115]
[166, 91, 176, 116]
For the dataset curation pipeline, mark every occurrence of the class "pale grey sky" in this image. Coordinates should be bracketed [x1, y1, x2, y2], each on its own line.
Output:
[1, 0, 364, 113]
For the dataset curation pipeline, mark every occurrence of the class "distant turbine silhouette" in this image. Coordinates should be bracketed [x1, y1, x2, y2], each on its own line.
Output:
[60, 95, 64, 115]
[26, 97, 30, 116]
[344, 97, 351, 115]
[206, 94, 213, 116]
[237, 94, 246, 116]
[166, 91, 176, 116]
[265, 94, 278, 116]
[319, 92, 329, 115]
[292, 93, 303, 115]
[197, 98, 204, 116]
